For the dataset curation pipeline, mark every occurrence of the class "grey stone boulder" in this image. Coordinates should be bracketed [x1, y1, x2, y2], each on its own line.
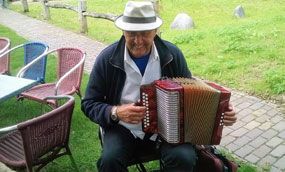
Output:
[234, 5, 245, 18]
[171, 13, 194, 30]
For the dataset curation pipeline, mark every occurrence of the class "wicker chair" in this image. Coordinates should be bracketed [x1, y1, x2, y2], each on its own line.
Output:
[0, 95, 78, 172]
[18, 47, 85, 107]
[0, 41, 48, 83]
[0, 37, 11, 75]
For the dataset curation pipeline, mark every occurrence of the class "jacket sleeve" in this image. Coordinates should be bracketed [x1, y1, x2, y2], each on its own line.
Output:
[81, 53, 115, 128]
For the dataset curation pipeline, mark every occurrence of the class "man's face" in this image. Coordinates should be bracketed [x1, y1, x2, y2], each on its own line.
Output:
[123, 29, 157, 58]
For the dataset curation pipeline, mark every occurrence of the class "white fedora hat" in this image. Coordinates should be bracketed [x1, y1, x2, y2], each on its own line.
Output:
[115, 1, 163, 31]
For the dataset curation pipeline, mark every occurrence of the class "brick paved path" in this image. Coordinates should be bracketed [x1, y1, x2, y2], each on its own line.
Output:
[1, 8, 284, 172]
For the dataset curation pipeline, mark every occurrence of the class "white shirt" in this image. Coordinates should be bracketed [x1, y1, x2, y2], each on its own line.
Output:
[119, 42, 161, 140]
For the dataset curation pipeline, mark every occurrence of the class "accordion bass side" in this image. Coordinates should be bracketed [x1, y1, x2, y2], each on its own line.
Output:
[139, 78, 231, 145]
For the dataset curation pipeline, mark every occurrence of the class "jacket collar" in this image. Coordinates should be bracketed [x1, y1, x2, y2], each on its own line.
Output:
[109, 35, 173, 71]
[153, 35, 174, 69]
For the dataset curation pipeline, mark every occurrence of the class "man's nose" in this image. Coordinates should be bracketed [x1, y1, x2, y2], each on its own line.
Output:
[134, 34, 143, 44]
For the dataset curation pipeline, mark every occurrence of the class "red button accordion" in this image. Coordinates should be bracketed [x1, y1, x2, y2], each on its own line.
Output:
[139, 78, 231, 145]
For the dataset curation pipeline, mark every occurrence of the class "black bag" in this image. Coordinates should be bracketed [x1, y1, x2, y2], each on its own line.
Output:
[195, 145, 239, 172]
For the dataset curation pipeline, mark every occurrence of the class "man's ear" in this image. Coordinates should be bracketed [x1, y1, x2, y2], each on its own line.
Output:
[154, 29, 159, 35]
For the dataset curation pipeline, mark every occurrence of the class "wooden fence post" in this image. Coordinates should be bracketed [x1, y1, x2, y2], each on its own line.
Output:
[151, 0, 159, 16]
[148, 0, 161, 37]
[20, 0, 29, 12]
[41, 0, 50, 20]
[78, 0, 87, 33]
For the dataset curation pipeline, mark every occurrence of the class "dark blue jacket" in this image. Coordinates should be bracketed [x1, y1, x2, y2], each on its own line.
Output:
[81, 35, 191, 129]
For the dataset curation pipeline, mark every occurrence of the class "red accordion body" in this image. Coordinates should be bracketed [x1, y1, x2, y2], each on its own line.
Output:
[140, 78, 231, 145]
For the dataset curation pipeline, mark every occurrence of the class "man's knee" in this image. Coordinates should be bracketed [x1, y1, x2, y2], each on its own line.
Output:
[97, 150, 127, 172]
[161, 143, 197, 171]
[100, 152, 119, 166]
[165, 147, 196, 165]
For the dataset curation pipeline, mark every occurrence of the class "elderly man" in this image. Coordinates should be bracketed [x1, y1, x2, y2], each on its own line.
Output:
[81, 1, 237, 172]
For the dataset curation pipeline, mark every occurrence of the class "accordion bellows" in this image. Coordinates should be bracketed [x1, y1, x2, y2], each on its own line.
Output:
[140, 78, 231, 145]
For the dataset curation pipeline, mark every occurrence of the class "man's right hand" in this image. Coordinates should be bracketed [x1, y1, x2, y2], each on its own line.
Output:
[116, 103, 146, 124]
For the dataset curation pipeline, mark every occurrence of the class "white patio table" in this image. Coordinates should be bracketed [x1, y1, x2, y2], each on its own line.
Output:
[0, 74, 38, 103]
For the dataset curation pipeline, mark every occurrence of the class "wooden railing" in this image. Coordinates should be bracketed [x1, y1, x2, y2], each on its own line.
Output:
[19, 0, 159, 34]
[41, 0, 118, 33]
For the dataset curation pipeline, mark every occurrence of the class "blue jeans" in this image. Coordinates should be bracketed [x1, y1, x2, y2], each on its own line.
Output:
[98, 125, 196, 172]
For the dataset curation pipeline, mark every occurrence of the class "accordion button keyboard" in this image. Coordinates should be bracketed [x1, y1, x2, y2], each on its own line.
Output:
[219, 113, 225, 126]
[142, 92, 150, 127]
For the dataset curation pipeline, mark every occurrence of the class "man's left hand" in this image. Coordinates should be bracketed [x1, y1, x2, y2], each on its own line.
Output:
[224, 103, 237, 126]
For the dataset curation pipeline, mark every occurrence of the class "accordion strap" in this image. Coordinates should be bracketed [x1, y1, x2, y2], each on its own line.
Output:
[155, 135, 163, 150]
